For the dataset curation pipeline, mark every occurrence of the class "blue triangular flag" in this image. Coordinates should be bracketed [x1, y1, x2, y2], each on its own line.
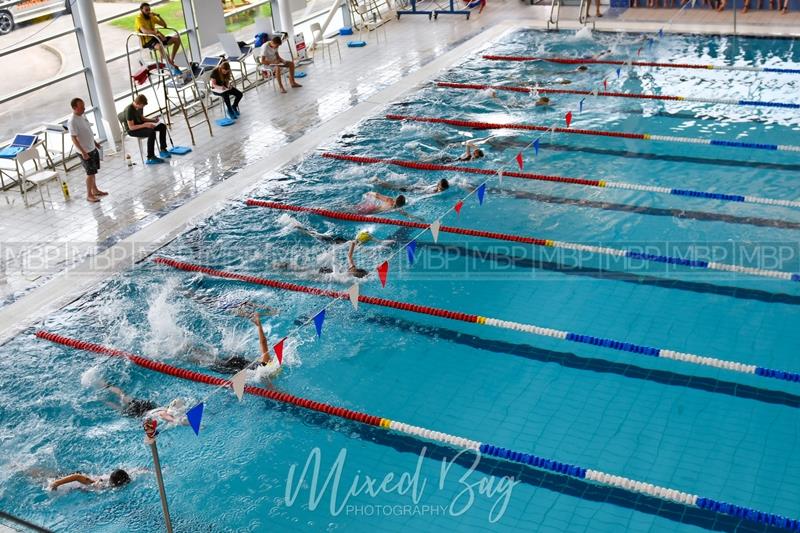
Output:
[648, 38, 654, 48]
[406, 240, 417, 264]
[533, 138, 540, 156]
[658, 29, 663, 39]
[314, 309, 326, 337]
[477, 184, 486, 205]
[187, 403, 204, 436]
[579, 98, 585, 113]
[616, 67, 621, 78]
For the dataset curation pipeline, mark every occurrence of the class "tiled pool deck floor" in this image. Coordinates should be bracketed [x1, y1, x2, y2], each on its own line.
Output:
[0, 0, 797, 340]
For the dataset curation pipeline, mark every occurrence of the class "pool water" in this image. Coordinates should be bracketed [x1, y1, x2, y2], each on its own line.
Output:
[2, 28, 800, 532]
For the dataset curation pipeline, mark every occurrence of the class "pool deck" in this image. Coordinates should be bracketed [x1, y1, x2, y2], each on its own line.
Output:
[0, 0, 797, 342]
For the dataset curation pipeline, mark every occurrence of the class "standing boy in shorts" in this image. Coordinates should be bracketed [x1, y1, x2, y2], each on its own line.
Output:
[67, 98, 106, 203]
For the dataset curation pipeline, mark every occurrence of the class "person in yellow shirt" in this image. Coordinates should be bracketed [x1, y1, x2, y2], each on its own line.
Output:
[135, 2, 181, 68]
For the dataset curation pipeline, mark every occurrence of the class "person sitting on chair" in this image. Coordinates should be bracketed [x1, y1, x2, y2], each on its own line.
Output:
[258, 36, 303, 94]
[210, 61, 244, 119]
[135, 2, 181, 71]
[123, 94, 170, 165]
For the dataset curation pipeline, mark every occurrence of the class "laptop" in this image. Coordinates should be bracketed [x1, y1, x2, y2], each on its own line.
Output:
[200, 56, 222, 71]
[0, 134, 38, 159]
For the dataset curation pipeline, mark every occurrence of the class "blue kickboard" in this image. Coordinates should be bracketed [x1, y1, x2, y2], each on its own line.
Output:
[295, 71, 307, 78]
[215, 118, 235, 127]
[168, 146, 192, 155]
[347, 40, 367, 48]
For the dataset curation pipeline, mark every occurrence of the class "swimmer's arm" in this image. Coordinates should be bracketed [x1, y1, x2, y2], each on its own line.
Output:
[51, 473, 94, 489]
[252, 314, 271, 364]
[396, 209, 425, 222]
[347, 241, 357, 270]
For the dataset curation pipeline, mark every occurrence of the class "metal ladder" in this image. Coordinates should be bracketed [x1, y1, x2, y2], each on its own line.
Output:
[578, 0, 597, 29]
[125, 29, 213, 146]
[546, 0, 562, 30]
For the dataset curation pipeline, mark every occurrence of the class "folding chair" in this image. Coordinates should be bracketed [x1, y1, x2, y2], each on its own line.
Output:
[15, 147, 63, 208]
[218, 32, 255, 88]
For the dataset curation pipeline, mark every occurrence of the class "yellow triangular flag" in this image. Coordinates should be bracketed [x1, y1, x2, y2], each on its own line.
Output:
[430, 220, 441, 243]
[348, 283, 359, 310]
[231, 369, 247, 401]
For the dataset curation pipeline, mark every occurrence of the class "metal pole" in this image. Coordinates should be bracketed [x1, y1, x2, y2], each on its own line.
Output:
[144, 419, 174, 533]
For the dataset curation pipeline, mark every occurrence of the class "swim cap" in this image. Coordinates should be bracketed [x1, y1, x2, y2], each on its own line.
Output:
[356, 231, 373, 244]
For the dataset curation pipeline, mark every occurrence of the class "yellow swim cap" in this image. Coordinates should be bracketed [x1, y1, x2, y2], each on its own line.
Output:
[356, 231, 373, 244]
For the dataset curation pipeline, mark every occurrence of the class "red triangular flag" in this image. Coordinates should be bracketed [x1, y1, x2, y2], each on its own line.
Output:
[637, 47, 642, 56]
[454, 200, 463, 214]
[515, 152, 524, 170]
[603, 79, 608, 90]
[565, 111, 572, 128]
[377, 261, 389, 287]
[273, 338, 285, 365]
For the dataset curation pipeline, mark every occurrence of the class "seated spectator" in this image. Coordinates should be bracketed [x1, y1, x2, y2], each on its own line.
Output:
[257, 36, 303, 94]
[122, 95, 169, 164]
[135, 2, 181, 73]
[210, 61, 243, 119]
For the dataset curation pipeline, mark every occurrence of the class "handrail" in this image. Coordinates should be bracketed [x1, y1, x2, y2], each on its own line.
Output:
[546, 0, 561, 30]
[578, 0, 588, 24]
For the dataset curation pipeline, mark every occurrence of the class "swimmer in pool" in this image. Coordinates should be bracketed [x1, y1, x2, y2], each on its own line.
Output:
[145, 398, 189, 425]
[49, 469, 131, 491]
[100, 382, 158, 418]
[426, 141, 484, 164]
[204, 311, 274, 374]
[371, 178, 450, 195]
[535, 96, 553, 107]
[275, 230, 391, 279]
[356, 191, 406, 214]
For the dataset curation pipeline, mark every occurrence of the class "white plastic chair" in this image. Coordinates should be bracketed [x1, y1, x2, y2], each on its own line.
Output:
[218, 32, 254, 87]
[117, 113, 146, 165]
[310, 22, 341, 65]
[198, 69, 228, 117]
[15, 147, 62, 208]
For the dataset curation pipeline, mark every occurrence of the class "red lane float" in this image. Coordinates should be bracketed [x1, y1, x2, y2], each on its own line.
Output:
[436, 81, 684, 102]
[482, 55, 719, 70]
[153, 257, 482, 323]
[321, 152, 602, 187]
[385, 114, 647, 140]
[243, 199, 549, 246]
[35, 330, 383, 426]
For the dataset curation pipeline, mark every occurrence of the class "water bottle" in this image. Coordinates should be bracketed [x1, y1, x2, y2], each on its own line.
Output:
[126, 154, 133, 167]
[61, 180, 70, 200]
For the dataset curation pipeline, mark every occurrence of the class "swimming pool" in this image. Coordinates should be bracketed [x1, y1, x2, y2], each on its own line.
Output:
[2, 27, 800, 532]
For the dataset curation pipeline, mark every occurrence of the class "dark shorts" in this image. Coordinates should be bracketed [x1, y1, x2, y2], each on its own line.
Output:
[80, 149, 100, 176]
[143, 37, 160, 49]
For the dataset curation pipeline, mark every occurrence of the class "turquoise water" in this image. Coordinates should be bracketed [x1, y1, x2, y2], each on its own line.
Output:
[2, 29, 800, 532]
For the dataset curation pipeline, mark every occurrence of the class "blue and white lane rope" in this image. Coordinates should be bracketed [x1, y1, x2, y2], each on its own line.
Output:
[249, 201, 800, 284]
[38, 332, 800, 531]
[323, 153, 800, 209]
[476, 442, 800, 530]
[159, 256, 800, 387]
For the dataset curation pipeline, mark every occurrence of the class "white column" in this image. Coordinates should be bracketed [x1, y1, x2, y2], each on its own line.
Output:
[276, 0, 297, 52]
[75, 0, 121, 145]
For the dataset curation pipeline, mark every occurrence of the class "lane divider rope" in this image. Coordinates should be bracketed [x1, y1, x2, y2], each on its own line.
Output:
[244, 199, 800, 283]
[321, 152, 800, 209]
[481, 55, 800, 75]
[153, 256, 800, 385]
[385, 114, 800, 153]
[34, 329, 800, 531]
[435, 81, 800, 110]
